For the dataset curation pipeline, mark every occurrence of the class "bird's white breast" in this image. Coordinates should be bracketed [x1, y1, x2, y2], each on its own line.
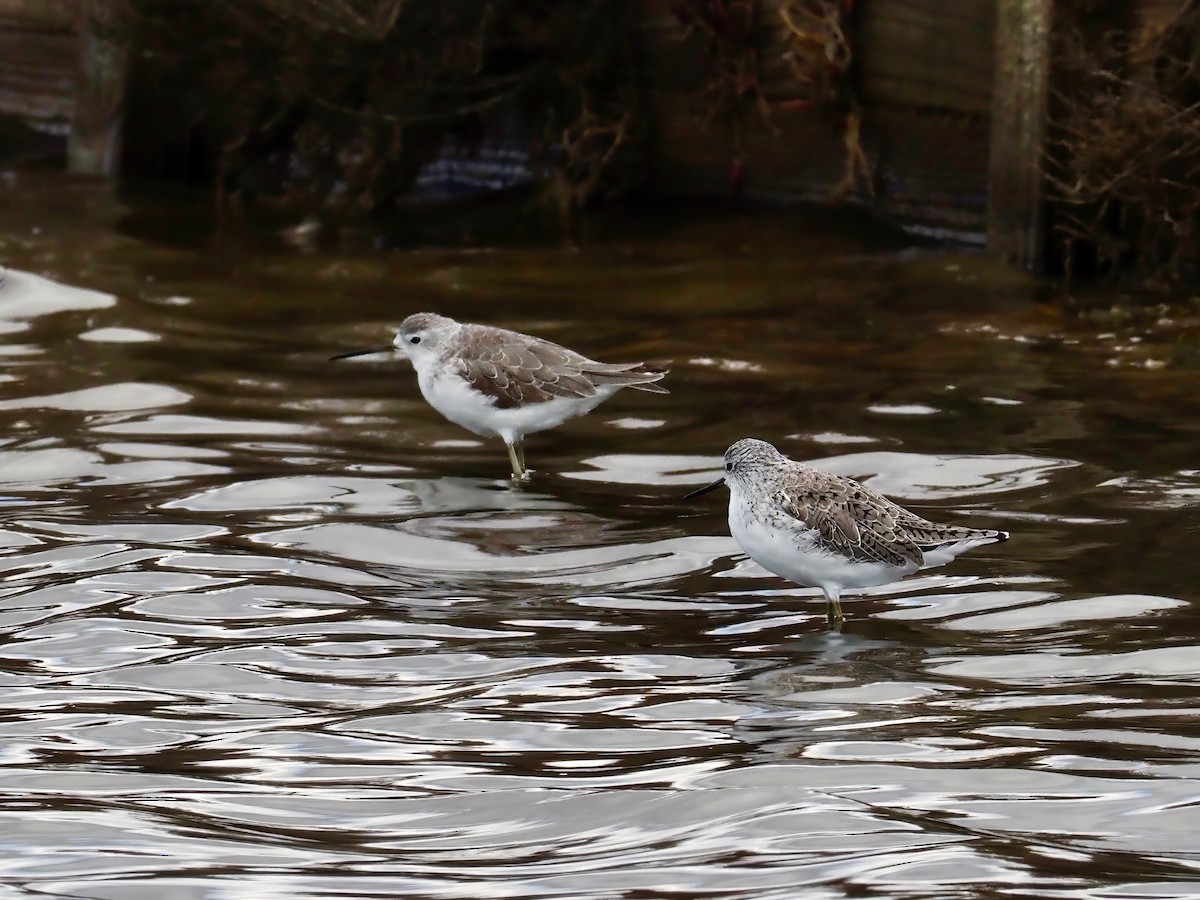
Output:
[727, 488, 912, 592]
[416, 364, 611, 442]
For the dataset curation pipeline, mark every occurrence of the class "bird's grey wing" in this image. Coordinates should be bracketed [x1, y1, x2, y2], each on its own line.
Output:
[776, 471, 926, 568]
[456, 328, 597, 407]
[516, 338, 604, 399]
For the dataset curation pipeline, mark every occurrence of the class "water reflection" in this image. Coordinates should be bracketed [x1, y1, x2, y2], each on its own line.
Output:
[0, 182, 1198, 898]
[0, 266, 115, 321]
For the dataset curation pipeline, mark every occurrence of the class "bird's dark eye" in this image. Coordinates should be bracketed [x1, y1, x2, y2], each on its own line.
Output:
[724, 462, 733, 472]
[409, 335, 421, 345]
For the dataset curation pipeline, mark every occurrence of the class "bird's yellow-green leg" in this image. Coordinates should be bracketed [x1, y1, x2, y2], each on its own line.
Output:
[505, 441, 525, 480]
[515, 440, 528, 477]
[825, 589, 845, 629]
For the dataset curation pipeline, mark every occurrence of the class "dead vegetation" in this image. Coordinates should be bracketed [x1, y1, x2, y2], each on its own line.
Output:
[1047, 2, 1200, 288]
[112, 0, 645, 220]
[777, 0, 869, 199]
[666, 0, 866, 199]
[666, 0, 773, 193]
[110, 0, 871, 221]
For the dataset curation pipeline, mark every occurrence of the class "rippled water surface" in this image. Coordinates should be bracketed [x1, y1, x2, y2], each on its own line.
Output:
[1, 175, 1199, 898]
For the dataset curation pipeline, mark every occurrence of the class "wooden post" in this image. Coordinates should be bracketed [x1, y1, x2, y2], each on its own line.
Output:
[987, 0, 1054, 272]
[0, 0, 76, 23]
[67, 0, 125, 176]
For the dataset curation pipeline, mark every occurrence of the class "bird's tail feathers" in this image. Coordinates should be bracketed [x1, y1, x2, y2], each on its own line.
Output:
[586, 363, 669, 393]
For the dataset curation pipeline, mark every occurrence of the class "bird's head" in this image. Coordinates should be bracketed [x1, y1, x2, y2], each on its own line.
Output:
[330, 312, 459, 369]
[683, 437, 785, 500]
[393, 312, 458, 366]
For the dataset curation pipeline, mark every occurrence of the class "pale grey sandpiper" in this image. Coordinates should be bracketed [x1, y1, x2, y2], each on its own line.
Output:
[332, 312, 668, 480]
[684, 438, 1010, 627]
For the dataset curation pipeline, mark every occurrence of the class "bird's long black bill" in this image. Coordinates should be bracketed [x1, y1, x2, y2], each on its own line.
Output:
[683, 477, 725, 500]
[329, 345, 394, 361]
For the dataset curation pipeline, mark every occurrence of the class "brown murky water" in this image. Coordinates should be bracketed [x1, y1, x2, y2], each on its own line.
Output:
[1, 173, 1199, 898]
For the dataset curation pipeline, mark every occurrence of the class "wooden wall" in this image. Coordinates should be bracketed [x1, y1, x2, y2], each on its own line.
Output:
[0, 0, 80, 167]
[641, 0, 997, 242]
[0, 0, 79, 127]
[0, 0, 999, 240]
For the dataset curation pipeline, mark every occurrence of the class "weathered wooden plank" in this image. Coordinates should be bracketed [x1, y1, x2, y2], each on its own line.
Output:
[857, 0, 996, 113]
[0, 15, 77, 125]
[641, 2, 996, 111]
[641, 0, 996, 241]
[647, 87, 991, 239]
[646, 87, 846, 194]
[0, 0, 77, 27]
[868, 108, 991, 239]
[987, 0, 1053, 270]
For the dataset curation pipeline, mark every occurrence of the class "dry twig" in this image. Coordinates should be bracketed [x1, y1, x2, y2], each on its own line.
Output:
[1048, 3, 1200, 283]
